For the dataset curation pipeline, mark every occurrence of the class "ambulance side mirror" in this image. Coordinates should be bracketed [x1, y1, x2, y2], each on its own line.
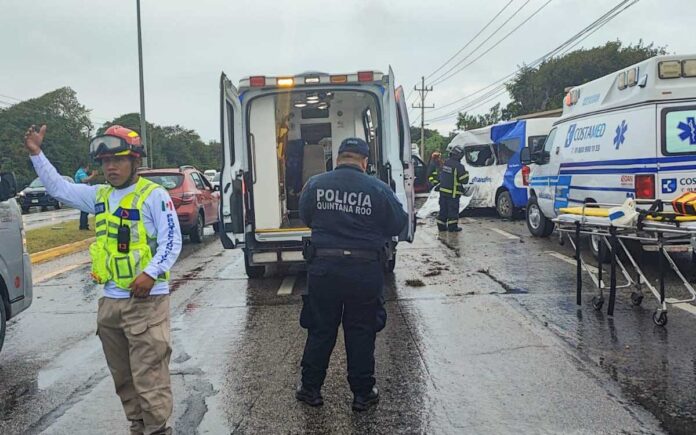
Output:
[0, 172, 17, 202]
[520, 147, 532, 165]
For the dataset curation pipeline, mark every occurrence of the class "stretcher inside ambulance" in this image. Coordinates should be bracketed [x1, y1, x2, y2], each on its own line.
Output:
[218, 70, 415, 277]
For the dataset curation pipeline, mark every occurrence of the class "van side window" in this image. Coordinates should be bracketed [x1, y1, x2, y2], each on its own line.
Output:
[539, 128, 557, 165]
[494, 139, 519, 165]
[662, 106, 696, 155]
[464, 145, 495, 167]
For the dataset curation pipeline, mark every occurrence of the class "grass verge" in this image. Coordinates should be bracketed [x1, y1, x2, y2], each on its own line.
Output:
[26, 217, 95, 254]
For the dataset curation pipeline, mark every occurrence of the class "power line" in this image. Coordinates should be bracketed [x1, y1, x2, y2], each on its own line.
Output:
[427, 0, 533, 86]
[426, 0, 639, 124]
[424, 0, 515, 81]
[430, 0, 555, 87]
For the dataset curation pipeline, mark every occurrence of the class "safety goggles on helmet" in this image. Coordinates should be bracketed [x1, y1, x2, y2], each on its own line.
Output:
[89, 135, 146, 160]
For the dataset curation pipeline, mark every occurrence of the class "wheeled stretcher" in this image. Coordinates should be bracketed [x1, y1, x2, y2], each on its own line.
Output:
[553, 200, 696, 326]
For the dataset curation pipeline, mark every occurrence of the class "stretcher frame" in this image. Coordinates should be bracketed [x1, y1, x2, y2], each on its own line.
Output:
[553, 200, 696, 326]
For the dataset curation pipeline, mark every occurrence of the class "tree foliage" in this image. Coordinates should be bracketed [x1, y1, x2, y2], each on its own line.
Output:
[0, 87, 92, 188]
[503, 41, 666, 118]
[456, 103, 502, 131]
[0, 88, 221, 189]
[453, 41, 666, 129]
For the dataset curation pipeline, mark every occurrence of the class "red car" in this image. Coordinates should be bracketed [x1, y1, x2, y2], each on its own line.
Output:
[139, 166, 220, 243]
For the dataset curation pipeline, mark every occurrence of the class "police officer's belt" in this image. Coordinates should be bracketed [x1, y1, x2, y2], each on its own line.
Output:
[314, 248, 380, 260]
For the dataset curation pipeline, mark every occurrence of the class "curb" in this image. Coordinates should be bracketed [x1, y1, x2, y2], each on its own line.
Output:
[30, 237, 95, 265]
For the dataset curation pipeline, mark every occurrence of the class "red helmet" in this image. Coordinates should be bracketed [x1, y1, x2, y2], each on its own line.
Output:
[90, 125, 146, 161]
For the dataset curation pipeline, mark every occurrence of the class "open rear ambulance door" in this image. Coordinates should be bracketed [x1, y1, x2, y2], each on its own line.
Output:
[219, 72, 246, 249]
[391, 67, 415, 242]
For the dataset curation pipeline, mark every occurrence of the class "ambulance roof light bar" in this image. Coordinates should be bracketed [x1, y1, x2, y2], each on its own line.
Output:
[241, 71, 384, 88]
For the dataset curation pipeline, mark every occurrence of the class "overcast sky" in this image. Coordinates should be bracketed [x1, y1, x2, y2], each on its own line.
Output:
[0, 0, 691, 141]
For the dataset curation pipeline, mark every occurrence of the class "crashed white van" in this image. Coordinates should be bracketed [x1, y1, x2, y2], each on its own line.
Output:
[0, 172, 32, 353]
[447, 118, 555, 218]
[218, 70, 415, 278]
[523, 54, 696, 256]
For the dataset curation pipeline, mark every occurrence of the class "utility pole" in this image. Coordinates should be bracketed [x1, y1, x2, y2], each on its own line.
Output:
[412, 76, 434, 159]
[136, 0, 149, 167]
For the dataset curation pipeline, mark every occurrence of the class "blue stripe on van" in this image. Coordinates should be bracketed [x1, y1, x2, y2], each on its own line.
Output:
[569, 185, 634, 193]
[560, 155, 696, 168]
[560, 164, 696, 175]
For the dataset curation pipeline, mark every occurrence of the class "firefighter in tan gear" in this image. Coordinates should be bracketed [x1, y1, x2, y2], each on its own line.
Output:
[24, 124, 182, 435]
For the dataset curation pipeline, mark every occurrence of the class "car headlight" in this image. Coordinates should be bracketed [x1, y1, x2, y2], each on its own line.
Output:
[18, 191, 25, 197]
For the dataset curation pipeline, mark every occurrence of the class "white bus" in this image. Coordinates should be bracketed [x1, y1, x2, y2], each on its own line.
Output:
[218, 69, 415, 278]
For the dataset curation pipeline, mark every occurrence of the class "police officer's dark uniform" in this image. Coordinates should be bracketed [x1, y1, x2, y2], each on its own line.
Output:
[296, 137, 408, 411]
[437, 145, 469, 232]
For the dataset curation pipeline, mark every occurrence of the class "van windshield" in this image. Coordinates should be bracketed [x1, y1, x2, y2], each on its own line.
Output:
[29, 178, 44, 188]
[464, 145, 495, 167]
[247, 89, 382, 229]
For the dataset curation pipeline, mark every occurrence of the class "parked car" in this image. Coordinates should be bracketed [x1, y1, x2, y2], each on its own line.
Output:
[204, 169, 218, 181]
[412, 154, 430, 194]
[139, 166, 220, 243]
[0, 172, 32, 353]
[211, 172, 221, 191]
[18, 176, 74, 213]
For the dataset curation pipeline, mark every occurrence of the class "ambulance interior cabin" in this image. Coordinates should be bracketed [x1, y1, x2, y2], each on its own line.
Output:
[248, 89, 381, 231]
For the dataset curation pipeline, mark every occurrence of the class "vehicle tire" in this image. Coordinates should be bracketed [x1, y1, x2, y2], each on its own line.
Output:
[21, 207, 29, 214]
[244, 251, 265, 279]
[189, 212, 204, 243]
[495, 190, 514, 219]
[212, 222, 220, 233]
[0, 298, 6, 354]
[40, 206, 48, 212]
[589, 234, 611, 264]
[55, 202, 62, 210]
[526, 196, 554, 237]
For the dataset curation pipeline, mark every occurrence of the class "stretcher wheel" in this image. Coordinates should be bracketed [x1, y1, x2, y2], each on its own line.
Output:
[653, 310, 668, 327]
[630, 292, 644, 306]
[591, 296, 604, 310]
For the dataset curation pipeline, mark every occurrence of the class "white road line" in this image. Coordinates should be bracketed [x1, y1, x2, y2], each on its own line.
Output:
[545, 251, 599, 274]
[277, 275, 297, 296]
[34, 260, 90, 284]
[666, 299, 696, 315]
[488, 227, 520, 240]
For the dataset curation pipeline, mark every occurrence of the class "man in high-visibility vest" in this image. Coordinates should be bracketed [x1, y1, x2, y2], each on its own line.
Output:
[437, 145, 469, 232]
[24, 124, 182, 435]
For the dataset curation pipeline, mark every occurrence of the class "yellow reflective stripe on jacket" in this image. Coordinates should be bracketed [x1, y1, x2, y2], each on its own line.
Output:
[90, 177, 169, 289]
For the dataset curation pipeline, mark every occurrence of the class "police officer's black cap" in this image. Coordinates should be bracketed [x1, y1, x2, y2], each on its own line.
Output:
[338, 137, 370, 157]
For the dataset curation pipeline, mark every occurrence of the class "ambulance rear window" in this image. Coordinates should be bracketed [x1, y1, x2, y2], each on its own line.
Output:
[662, 106, 696, 155]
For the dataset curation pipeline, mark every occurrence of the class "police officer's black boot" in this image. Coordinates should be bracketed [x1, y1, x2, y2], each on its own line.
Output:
[295, 385, 324, 407]
[352, 386, 379, 412]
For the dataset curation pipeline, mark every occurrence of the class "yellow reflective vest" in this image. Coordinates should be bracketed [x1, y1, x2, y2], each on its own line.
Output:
[90, 177, 169, 289]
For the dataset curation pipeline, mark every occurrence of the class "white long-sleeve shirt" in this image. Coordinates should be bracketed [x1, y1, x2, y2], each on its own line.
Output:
[30, 152, 182, 299]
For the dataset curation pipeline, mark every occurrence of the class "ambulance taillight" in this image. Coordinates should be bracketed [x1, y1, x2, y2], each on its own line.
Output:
[635, 174, 655, 199]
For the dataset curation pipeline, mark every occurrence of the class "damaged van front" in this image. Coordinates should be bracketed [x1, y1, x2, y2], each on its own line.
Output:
[218, 70, 415, 278]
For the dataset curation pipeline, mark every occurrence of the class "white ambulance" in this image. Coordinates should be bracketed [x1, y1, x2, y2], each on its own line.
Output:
[0, 172, 32, 353]
[448, 118, 555, 218]
[218, 69, 416, 278]
[523, 54, 696, 257]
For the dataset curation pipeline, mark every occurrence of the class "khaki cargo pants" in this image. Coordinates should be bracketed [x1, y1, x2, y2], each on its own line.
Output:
[97, 295, 173, 435]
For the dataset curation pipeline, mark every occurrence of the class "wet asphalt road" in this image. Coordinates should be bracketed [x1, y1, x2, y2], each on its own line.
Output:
[1, 215, 695, 434]
[21, 208, 80, 230]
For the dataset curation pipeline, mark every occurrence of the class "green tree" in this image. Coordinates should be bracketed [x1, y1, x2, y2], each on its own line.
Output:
[503, 40, 665, 118]
[456, 103, 502, 130]
[0, 87, 93, 188]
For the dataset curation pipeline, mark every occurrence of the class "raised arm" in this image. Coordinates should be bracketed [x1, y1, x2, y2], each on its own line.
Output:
[24, 125, 98, 213]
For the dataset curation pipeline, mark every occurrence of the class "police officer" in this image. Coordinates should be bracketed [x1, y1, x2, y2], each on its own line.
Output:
[24, 124, 182, 435]
[296, 137, 408, 412]
[437, 144, 469, 232]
